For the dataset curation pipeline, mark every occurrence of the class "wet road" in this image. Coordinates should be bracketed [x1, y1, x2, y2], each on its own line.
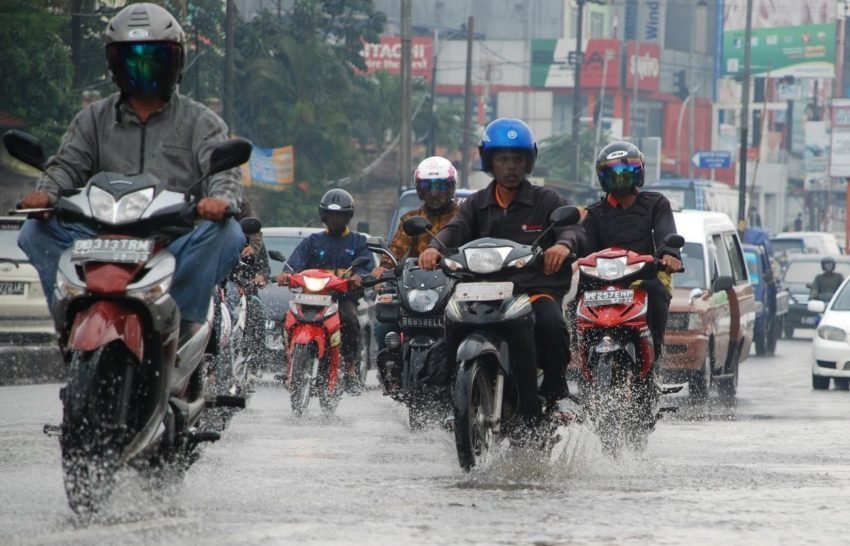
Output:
[2, 334, 850, 545]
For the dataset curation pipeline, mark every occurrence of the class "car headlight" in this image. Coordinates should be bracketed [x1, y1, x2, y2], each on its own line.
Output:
[507, 254, 533, 269]
[407, 289, 440, 312]
[89, 186, 154, 224]
[56, 271, 86, 299]
[303, 275, 330, 292]
[580, 257, 645, 280]
[817, 325, 847, 342]
[464, 247, 512, 274]
[127, 274, 172, 303]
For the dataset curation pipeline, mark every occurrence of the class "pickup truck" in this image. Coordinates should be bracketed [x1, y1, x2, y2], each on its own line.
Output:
[742, 243, 788, 356]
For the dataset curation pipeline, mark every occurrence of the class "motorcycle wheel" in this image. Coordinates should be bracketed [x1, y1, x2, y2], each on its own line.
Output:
[318, 362, 341, 417]
[290, 345, 315, 417]
[766, 316, 780, 355]
[453, 358, 495, 471]
[407, 392, 429, 432]
[60, 346, 124, 515]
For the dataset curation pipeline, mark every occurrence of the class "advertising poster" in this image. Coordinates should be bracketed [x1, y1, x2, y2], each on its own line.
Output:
[243, 145, 295, 190]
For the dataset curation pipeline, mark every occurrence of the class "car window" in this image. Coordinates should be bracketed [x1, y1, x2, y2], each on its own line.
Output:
[711, 235, 733, 279]
[771, 238, 805, 255]
[744, 251, 761, 285]
[831, 282, 850, 311]
[723, 232, 748, 284]
[677, 242, 706, 289]
[0, 223, 27, 262]
[264, 235, 308, 274]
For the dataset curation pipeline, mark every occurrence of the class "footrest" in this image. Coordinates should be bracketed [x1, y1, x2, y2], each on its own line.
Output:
[214, 394, 246, 409]
[43, 424, 61, 437]
[188, 429, 221, 443]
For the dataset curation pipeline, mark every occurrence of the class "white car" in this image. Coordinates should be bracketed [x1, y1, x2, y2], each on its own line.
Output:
[808, 277, 850, 390]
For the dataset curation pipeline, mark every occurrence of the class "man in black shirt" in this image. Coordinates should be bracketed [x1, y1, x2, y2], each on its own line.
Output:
[581, 141, 682, 359]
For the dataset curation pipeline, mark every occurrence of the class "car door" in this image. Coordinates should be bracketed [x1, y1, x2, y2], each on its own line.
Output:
[707, 238, 732, 372]
[721, 231, 755, 364]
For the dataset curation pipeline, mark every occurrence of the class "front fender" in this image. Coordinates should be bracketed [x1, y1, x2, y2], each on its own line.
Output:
[456, 333, 508, 373]
[288, 324, 327, 358]
[68, 300, 144, 362]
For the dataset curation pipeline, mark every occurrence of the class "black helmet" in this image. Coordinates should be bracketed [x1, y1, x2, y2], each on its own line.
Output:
[319, 189, 354, 224]
[105, 3, 186, 101]
[595, 141, 645, 193]
[822, 257, 836, 271]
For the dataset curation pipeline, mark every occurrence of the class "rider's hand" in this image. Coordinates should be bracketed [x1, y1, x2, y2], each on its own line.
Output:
[276, 272, 290, 286]
[419, 248, 442, 271]
[660, 254, 683, 273]
[241, 245, 256, 258]
[253, 274, 266, 287]
[350, 274, 363, 288]
[371, 265, 387, 279]
[197, 197, 231, 221]
[18, 191, 54, 219]
[543, 243, 571, 276]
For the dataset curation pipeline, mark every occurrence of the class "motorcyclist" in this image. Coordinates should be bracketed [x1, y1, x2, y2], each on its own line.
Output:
[581, 141, 682, 361]
[371, 156, 460, 352]
[275, 189, 373, 394]
[810, 257, 844, 300]
[16, 3, 244, 335]
[419, 118, 585, 425]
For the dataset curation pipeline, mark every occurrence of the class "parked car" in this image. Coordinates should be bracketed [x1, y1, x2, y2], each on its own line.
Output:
[781, 254, 850, 338]
[807, 277, 850, 390]
[742, 243, 788, 356]
[259, 227, 376, 377]
[662, 211, 755, 401]
[0, 216, 54, 345]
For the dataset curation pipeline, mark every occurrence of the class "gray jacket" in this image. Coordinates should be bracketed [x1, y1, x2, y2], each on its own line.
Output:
[37, 92, 242, 211]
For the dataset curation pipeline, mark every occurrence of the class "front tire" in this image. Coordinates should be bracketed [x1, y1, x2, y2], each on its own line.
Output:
[453, 359, 496, 471]
[289, 345, 315, 416]
[812, 374, 831, 390]
[689, 340, 714, 402]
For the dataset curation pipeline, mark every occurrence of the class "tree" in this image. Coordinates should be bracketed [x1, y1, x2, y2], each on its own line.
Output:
[536, 128, 600, 185]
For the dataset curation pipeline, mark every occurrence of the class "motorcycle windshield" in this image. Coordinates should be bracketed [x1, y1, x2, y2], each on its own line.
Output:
[402, 266, 449, 290]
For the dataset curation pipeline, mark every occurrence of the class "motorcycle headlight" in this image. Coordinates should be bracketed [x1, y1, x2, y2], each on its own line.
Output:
[56, 270, 86, 299]
[503, 294, 531, 319]
[407, 289, 440, 312]
[464, 247, 512, 274]
[580, 257, 645, 280]
[817, 325, 847, 342]
[443, 257, 462, 271]
[127, 274, 173, 303]
[303, 275, 330, 292]
[89, 186, 154, 224]
[507, 254, 534, 269]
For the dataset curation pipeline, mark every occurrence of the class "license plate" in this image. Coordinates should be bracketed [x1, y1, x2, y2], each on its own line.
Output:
[71, 238, 154, 263]
[453, 281, 514, 302]
[400, 315, 444, 328]
[583, 289, 635, 307]
[0, 281, 25, 296]
[293, 293, 333, 306]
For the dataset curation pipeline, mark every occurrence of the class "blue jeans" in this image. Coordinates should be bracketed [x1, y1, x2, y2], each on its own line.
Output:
[18, 217, 245, 323]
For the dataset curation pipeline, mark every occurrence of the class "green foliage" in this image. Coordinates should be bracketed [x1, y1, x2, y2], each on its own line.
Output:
[0, 1, 77, 153]
[536, 128, 601, 185]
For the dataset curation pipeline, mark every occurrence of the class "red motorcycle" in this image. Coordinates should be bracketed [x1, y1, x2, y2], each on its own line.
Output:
[283, 259, 370, 416]
[575, 235, 684, 455]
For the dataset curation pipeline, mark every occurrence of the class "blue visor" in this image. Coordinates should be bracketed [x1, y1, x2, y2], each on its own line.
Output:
[597, 157, 642, 191]
[107, 42, 182, 98]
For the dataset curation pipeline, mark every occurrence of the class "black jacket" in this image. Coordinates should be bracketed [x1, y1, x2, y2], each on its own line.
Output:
[429, 179, 585, 297]
[583, 191, 680, 259]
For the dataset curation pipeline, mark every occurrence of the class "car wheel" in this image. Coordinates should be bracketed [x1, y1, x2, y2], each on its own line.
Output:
[784, 321, 794, 339]
[766, 316, 780, 355]
[690, 340, 713, 402]
[812, 374, 830, 390]
[833, 378, 849, 390]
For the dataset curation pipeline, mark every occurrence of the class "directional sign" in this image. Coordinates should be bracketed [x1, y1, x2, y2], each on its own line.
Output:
[692, 150, 733, 169]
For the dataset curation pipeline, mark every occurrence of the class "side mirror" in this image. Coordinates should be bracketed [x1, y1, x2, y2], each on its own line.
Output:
[712, 275, 734, 292]
[207, 137, 253, 177]
[549, 206, 580, 227]
[268, 250, 286, 262]
[664, 233, 685, 249]
[239, 216, 262, 235]
[350, 256, 372, 269]
[807, 300, 826, 313]
[3, 130, 46, 171]
[367, 236, 388, 252]
[688, 288, 705, 303]
[403, 216, 433, 237]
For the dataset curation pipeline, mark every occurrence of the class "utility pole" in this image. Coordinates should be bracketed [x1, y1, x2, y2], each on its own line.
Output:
[737, 0, 754, 224]
[223, 0, 235, 133]
[428, 29, 438, 157]
[571, 1, 586, 185]
[631, 1, 641, 140]
[70, 0, 83, 89]
[688, 5, 696, 179]
[399, 0, 412, 193]
[460, 16, 475, 189]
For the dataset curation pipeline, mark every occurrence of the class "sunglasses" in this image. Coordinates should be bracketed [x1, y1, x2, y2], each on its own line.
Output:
[597, 157, 643, 190]
[107, 42, 182, 97]
[416, 178, 455, 193]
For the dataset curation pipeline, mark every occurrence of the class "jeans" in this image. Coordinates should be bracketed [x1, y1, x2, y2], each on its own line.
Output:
[18, 217, 245, 323]
[338, 299, 361, 371]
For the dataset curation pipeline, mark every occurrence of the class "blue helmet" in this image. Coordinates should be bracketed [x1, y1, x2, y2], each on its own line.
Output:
[478, 118, 538, 174]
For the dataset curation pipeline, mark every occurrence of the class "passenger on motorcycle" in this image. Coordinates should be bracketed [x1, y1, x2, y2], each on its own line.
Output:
[275, 189, 372, 394]
[581, 142, 682, 360]
[371, 156, 461, 351]
[16, 3, 245, 332]
[419, 118, 585, 423]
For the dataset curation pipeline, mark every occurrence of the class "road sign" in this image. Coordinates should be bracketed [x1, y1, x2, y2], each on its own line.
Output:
[692, 150, 732, 169]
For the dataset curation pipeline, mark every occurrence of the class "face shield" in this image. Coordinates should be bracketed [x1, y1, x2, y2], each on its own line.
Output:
[597, 156, 643, 194]
[107, 41, 182, 99]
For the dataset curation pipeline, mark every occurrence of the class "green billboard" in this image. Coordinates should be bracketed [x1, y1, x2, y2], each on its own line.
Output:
[722, 23, 835, 79]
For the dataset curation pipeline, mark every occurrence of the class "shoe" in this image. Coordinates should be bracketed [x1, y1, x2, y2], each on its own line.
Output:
[544, 399, 578, 426]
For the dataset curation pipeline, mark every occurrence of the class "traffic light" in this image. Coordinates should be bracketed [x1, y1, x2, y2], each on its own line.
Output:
[674, 69, 688, 100]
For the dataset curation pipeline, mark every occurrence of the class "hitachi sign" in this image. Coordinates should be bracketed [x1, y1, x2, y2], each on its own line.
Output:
[644, 1, 660, 41]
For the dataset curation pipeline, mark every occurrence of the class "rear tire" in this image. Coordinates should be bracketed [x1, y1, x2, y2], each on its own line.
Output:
[784, 322, 794, 339]
[290, 345, 315, 416]
[766, 317, 780, 355]
[453, 359, 495, 471]
[812, 374, 831, 390]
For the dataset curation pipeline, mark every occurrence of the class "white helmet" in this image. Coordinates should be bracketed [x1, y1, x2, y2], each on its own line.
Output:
[414, 156, 457, 213]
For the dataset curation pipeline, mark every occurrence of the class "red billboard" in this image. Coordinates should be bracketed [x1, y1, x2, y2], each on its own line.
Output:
[579, 38, 621, 89]
[625, 41, 660, 92]
[360, 36, 434, 81]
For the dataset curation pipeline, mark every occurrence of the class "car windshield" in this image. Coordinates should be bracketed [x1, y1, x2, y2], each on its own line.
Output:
[264, 235, 307, 274]
[744, 251, 760, 285]
[771, 238, 805, 255]
[676, 242, 705, 289]
[783, 260, 850, 284]
[0, 224, 27, 262]
[832, 282, 850, 311]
